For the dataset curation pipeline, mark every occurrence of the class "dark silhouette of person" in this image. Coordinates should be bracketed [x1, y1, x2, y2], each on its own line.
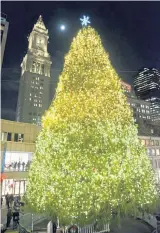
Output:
[22, 162, 25, 171]
[17, 161, 21, 171]
[52, 222, 57, 233]
[26, 161, 29, 171]
[5, 194, 9, 209]
[13, 211, 19, 229]
[6, 208, 12, 228]
[11, 162, 14, 169]
[14, 162, 17, 170]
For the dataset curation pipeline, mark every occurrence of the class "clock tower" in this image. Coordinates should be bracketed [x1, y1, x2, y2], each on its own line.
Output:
[16, 15, 52, 125]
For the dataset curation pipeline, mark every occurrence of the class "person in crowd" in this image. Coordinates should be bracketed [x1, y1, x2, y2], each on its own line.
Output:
[1, 197, 3, 206]
[13, 210, 19, 229]
[11, 162, 14, 170]
[6, 208, 12, 228]
[5, 194, 9, 209]
[17, 161, 21, 171]
[14, 162, 17, 170]
[22, 161, 25, 171]
[25, 161, 29, 171]
[9, 194, 14, 207]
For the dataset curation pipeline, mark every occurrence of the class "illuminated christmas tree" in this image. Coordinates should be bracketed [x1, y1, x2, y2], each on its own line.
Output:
[26, 23, 158, 226]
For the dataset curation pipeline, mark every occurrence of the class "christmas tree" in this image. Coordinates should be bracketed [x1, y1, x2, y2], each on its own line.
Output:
[26, 25, 158, 226]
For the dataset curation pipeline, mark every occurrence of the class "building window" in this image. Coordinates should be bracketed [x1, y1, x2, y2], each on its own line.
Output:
[156, 149, 160, 156]
[151, 140, 155, 146]
[14, 133, 24, 142]
[7, 133, 12, 141]
[141, 140, 145, 145]
[32, 61, 36, 73]
[36, 63, 41, 73]
[34, 104, 37, 107]
[1, 132, 8, 141]
[152, 149, 155, 155]
[41, 64, 44, 75]
[37, 116, 41, 125]
[145, 140, 150, 146]
[147, 149, 152, 156]
[155, 140, 159, 146]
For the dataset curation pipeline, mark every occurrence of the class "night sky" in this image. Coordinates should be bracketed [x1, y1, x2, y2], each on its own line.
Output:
[1, 1, 160, 121]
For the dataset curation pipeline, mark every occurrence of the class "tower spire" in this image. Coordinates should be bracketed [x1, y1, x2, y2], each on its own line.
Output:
[33, 15, 47, 31]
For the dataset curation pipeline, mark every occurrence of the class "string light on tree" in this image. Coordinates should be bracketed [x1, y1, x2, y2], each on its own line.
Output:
[80, 15, 91, 26]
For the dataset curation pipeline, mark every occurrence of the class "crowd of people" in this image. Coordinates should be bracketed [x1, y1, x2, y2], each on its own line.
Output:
[4, 160, 32, 171]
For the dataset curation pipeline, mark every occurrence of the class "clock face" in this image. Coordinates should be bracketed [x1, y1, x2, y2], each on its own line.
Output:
[36, 36, 45, 52]
[37, 37, 44, 45]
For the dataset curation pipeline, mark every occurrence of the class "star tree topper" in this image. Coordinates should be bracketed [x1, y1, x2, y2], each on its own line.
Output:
[80, 15, 91, 26]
